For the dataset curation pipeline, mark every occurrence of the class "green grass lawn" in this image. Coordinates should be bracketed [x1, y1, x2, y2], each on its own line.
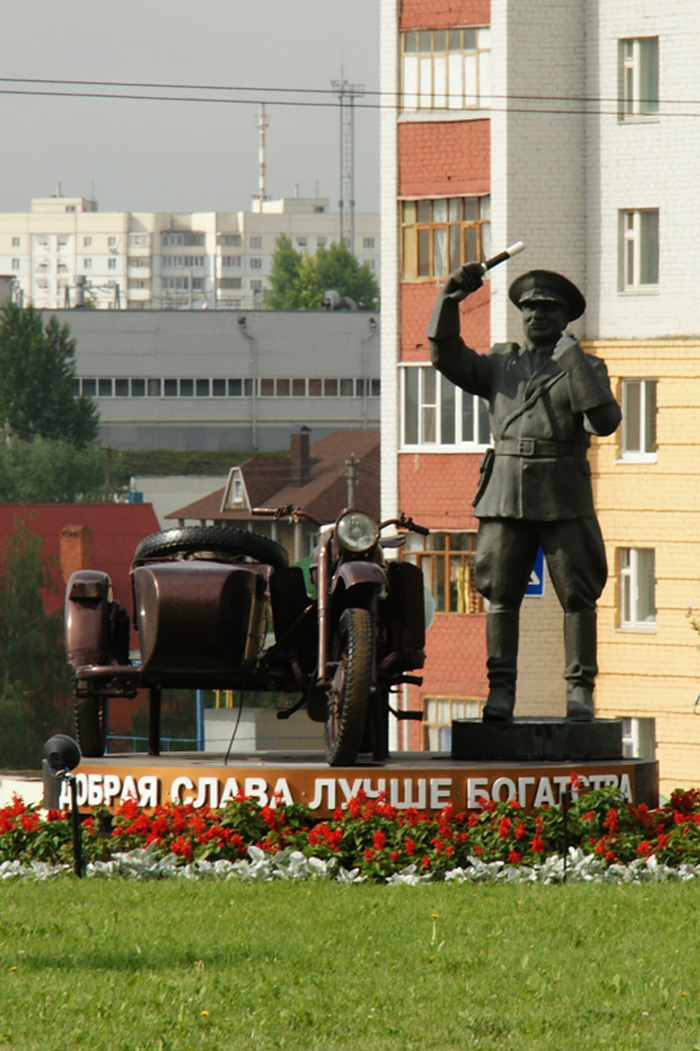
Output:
[1, 881, 700, 1050]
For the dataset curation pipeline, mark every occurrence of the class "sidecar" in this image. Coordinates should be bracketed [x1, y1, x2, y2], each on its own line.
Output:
[64, 525, 300, 757]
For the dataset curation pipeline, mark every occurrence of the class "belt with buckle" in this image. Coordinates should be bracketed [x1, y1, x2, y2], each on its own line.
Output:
[494, 438, 588, 458]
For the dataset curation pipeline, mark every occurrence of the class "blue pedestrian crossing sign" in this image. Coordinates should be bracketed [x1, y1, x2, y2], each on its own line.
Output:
[526, 546, 545, 598]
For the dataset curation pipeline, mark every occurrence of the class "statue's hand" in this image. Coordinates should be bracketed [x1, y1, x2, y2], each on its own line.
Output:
[444, 263, 484, 302]
[551, 330, 582, 365]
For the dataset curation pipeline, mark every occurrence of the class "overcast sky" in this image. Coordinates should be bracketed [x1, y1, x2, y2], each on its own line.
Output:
[0, 0, 380, 216]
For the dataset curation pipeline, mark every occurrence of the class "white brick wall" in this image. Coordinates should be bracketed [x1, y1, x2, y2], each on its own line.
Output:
[585, 2, 700, 338]
[379, 0, 400, 523]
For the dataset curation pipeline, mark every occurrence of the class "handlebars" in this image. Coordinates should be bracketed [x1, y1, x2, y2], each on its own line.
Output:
[253, 506, 430, 535]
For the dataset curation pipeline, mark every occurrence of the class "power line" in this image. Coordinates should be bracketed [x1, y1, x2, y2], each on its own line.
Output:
[1, 78, 700, 117]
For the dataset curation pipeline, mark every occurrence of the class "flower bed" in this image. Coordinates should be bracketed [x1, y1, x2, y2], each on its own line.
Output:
[3, 782, 700, 882]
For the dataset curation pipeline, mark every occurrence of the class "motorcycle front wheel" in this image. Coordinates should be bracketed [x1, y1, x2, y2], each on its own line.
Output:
[75, 693, 108, 757]
[325, 607, 372, 766]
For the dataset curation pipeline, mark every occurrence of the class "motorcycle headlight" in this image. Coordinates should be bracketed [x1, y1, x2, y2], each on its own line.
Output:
[336, 511, 379, 554]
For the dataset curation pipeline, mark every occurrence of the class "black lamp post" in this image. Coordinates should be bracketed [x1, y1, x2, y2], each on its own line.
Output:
[42, 735, 83, 878]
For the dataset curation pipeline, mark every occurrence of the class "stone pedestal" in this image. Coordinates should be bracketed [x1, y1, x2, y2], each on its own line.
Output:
[452, 718, 623, 763]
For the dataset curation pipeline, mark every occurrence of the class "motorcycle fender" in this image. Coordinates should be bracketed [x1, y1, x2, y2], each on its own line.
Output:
[331, 561, 386, 597]
[65, 570, 118, 669]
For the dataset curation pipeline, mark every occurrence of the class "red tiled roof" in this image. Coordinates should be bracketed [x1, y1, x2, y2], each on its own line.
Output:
[0, 503, 160, 620]
[166, 430, 380, 525]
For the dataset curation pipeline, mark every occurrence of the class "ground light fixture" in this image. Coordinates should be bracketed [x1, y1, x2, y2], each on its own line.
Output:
[42, 734, 83, 877]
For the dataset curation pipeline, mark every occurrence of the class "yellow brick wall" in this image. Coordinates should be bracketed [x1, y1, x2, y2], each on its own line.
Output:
[588, 339, 700, 798]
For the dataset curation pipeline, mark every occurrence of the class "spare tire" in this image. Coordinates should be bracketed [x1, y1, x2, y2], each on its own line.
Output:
[134, 525, 289, 570]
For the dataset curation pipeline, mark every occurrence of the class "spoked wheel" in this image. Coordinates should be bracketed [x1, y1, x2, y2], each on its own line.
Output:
[325, 608, 372, 766]
[75, 693, 108, 757]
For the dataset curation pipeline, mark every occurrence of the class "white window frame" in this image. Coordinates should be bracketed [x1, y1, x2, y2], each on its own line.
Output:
[401, 363, 490, 450]
[423, 696, 483, 751]
[619, 209, 659, 292]
[619, 37, 659, 120]
[619, 547, 656, 631]
[401, 26, 491, 113]
[620, 378, 657, 462]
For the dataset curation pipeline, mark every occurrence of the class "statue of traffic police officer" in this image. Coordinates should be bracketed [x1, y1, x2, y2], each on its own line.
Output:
[427, 265, 621, 722]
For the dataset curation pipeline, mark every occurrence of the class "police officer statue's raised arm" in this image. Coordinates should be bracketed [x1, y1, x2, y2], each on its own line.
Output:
[427, 265, 621, 722]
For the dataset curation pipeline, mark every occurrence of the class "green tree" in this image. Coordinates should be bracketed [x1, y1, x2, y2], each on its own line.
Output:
[0, 438, 115, 503]
[262, 234, 304, 309]
[0, 517, 71, 769]
[264, 236, 379, 311]
[0, 303, 99, 447]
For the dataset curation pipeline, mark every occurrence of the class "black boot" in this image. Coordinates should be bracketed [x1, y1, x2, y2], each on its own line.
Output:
[482, 610, 519, 722]
[564, 610, 598, 721]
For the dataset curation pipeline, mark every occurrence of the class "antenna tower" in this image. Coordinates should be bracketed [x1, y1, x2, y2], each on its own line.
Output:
[331, 75, 364, 251]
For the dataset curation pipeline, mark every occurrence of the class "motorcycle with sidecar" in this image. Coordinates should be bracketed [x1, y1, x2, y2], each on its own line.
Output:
[64, 508, 428, 766]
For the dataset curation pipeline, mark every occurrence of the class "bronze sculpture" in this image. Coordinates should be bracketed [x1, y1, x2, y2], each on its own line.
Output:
[427, 265, 621, 722]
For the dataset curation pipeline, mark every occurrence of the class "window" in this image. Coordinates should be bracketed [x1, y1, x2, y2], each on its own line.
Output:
[402, 196, 490, 281]
[250, 236, 263, 249]
[401, 26, 491, 112]
[250, 258, 263, 270]
[292, 378, 306, 397]
[192, 278, 204, 291]
[83, 237, 92, 247]
[250, 280, 263, 293]
[128, 257, 150, 268]
[98, 378, 113, 397]
[620, 209, 658, 291]
[164, 277, 190, 290]
[260, 378, 274, 396]
[402, 364, 490, 448]
[108, 236, 117, 248]
[163, 232, 185, 246]
[621, 379, 657, 460]
[83, 258, 92, 269]
[115, 379, 129, 397]
[276, 378, 290, 396]
[108, 258, 117, 270]
[423, 696, 482, 751]
[340, 378, 354, 397]
[296, 237, 307, 248]
[620, 37, 659, 119]
[222, 256, 241, 268]
[129, 235, 148, 247]
[219, 278, 242, 290]
[196, 378, 210, 397]
[317, 237, 327, 248]
[324, 378, 338, 397]
[363, 237, 376, 249]
[130, 379, 145, 397]
[11, 259, 20, 270]
[179, 379, 194, 397]
[147, 378, 161, 397]
[402, 531, 483, 615]
[164, 378, 178, 397]
[619, 548, 656, 629]
[11, 237, 20, 247]
[82, 378, 96, 396]
[220, 234, 242, 247]
[309, 379, 322, 396]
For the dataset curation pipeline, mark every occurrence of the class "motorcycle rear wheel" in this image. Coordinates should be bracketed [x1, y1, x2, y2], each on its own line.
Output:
[75, 693, 108, 757]
[325, 607, 372, 766]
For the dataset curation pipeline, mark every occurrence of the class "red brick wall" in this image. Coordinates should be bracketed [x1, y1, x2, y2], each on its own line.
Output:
[399, 452, 480, 530]
[399, 120, 489, 198]
[400, 0, 490, 30]
[401, 282, 490, 360]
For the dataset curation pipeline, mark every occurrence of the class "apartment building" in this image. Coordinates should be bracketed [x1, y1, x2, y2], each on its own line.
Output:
[380, 0, 700, 795]
[0, 192, 380, 311]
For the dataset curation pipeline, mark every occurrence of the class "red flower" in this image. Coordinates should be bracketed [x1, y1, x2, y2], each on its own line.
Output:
[421, 856, 431, 869]
[605, 850, 616, 864]
[473, 844, 483, 856]
[467, 812, 480, 828]
[388, 850, 400, 861]
[497, 817, 513, 839]
[508, 850, 522, 865]
[170, 836, 193, 860]
[530, 835, 546, 854]
[636, 840, 653, 856]
[405, 838, 416, 856]
[363, 847, 375, 862]
[582, 810, 595, 823]
[373, 830, 386, 851]
[514, 821, 527, 841]
[657, 833, 669, 850]
[603, 808, 619, 833]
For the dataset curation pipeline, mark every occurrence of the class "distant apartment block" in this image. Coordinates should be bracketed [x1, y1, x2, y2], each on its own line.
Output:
[0, 191, 380, 311]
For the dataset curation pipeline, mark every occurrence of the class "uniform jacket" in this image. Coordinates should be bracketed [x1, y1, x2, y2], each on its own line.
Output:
[427, 293, 621, 521]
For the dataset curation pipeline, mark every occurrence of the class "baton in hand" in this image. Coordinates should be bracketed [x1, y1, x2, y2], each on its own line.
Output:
[447, 241, 526, 301]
